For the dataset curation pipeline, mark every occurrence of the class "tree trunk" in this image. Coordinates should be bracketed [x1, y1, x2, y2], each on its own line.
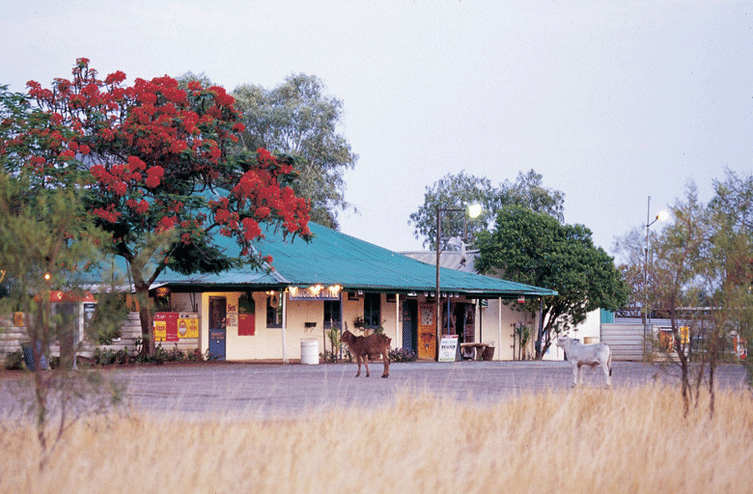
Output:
[131, 279, 154, 356]
[709, 362, 716, 418]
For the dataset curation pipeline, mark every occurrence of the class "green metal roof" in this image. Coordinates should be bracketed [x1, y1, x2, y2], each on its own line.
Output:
[158, 223, 556, 299]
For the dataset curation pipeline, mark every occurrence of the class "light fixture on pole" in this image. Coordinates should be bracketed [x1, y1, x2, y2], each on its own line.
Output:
[435, 204, 482, 359]
[643, 196, 669, 357]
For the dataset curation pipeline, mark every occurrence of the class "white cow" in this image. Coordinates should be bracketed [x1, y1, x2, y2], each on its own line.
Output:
[556, 336, 612, 388]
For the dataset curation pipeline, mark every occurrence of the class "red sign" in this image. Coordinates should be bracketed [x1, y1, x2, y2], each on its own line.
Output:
[154, 312, 179, 342]
[238, 313, 256, 336]
[49, 291, 96, 303]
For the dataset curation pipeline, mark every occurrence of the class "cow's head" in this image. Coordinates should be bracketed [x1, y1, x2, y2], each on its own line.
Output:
[556, 336, 571, 348]
[342, 329, 355, 343]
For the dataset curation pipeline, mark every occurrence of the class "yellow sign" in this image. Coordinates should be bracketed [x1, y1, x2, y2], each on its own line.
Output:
[154, 320, 167, 342]
[680, 326, 689, 345]
[178, 315, 199, 338]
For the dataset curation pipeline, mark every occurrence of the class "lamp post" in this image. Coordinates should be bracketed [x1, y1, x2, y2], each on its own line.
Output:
[643, 196, 669, 357]
[435, 204, 481, 358]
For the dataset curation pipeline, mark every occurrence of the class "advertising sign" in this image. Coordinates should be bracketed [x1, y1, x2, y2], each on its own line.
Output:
[438, 334, 459, 362]
[178, 314, 199, 338]
[154, 312, 179, 342]
[155, 313, 199, 342]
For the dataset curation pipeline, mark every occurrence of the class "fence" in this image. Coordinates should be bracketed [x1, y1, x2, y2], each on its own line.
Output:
[600, 323, 652, 361]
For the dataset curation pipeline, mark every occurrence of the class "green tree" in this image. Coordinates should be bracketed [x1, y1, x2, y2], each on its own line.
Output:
[1, 87, 124, 465]
[706, 170, 753, 407]
[476, 206, 627, 359]
[615, 174, 753, 417]
[0, 172, 119, 466]
[175, 71, 216, 91]
[409, 171, 497, 250]
[410, 169, 564, 249]
[649, 185, 712, 415]
[232, 74, 357, 229]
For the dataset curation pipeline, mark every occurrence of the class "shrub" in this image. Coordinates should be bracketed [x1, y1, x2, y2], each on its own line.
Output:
[3, 350, 24, 370]
[388, 347, 417, 362]
[320, 350, 339, 363]
[93, 348, 117, 366]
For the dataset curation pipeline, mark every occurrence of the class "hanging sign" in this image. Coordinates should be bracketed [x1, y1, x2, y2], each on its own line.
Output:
[288, 285, 341, 301]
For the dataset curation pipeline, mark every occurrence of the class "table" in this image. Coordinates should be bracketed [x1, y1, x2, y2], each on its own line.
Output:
[460, 342, 489, 361]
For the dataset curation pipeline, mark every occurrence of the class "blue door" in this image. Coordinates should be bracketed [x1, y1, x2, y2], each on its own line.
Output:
[402, 300, 417, 353]
[208, 296, 226, 360]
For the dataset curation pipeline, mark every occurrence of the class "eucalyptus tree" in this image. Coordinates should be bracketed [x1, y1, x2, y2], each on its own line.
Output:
[232, 74, 357, 229]
[410, 169, 564, 249]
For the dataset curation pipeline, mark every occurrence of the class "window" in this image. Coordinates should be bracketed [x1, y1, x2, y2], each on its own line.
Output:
[324, 300, 341, 329]
[266, 293, 282, 328]
[364, 293, 381, 328]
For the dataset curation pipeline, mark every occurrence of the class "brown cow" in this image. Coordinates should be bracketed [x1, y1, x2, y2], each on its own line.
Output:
[341, 329, 391, 378]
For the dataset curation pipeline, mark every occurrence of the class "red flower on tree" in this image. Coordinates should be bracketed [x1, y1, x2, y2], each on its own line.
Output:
[2, 58, 312, 355]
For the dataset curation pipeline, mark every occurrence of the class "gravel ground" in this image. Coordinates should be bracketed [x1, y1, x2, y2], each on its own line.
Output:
[1, 359, 748, 421]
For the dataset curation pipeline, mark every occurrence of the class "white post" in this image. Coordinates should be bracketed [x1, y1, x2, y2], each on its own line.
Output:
[281, 290, 288, 364]
[497, 297, 503, 361]
[475, 299, 481, 343]
[395, 293, 401, 349]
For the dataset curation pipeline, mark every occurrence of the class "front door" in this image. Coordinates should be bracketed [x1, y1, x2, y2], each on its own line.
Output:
[418, 303, 437, 360]
[402, 299, 417, 354]
[208, 296, 226, 360]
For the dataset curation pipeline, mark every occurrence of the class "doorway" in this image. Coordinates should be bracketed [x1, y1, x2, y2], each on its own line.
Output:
[208, 296, 226, 360]
[402, 299, 417, 354]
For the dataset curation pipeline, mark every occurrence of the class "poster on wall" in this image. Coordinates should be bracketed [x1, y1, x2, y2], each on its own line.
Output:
[178, 314, 199, 338]
[154, 312, 179, 342]
[226, 303, 238, 328]
[238, 293, 256, 336]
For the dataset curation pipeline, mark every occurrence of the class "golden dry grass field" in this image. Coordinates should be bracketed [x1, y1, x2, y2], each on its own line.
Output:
[2, 384, 753, 493]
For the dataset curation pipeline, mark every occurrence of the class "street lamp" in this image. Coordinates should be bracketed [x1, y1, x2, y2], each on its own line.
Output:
[643, 196, 669, 356]
[435, 204, 482, 358]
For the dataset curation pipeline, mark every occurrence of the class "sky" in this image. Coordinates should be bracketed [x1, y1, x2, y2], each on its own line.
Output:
[2, 1, 751, 262]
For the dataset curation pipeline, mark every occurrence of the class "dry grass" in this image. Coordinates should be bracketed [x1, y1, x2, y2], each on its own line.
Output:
[2, 384, 753, 493]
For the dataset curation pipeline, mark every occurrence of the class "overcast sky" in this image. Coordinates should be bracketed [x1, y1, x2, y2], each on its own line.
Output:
[2, 1, 751, 261]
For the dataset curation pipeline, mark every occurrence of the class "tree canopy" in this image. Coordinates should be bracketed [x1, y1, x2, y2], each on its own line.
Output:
[476, 206, 627, 358]
[614, 171, 753, 416]
[0, 59, 312, 352]
[409, 169, 565, 249]
[232, 74, 357, 229]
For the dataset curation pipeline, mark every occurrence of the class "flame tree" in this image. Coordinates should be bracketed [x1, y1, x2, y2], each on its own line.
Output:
[1, 59, 311, 354]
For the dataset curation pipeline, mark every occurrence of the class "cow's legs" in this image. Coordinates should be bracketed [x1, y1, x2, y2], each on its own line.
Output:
[355, 355, 362, 377]
[571, 363, 579, 387]
[603, 364, 612, 388]
[577, 363, 585, 385]
[363, 357, 370, 377]
[381, 350, 390, 378]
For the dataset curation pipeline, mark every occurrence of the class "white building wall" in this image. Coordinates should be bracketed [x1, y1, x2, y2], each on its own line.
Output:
[542, 308, 602, 361]
[475, 299, 537, 360]
[195, 291, 402, 362]
[185, 291, 562, 362]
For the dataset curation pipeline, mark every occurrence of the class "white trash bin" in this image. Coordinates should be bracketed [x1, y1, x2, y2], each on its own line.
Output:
[300, 339, 319, 365]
